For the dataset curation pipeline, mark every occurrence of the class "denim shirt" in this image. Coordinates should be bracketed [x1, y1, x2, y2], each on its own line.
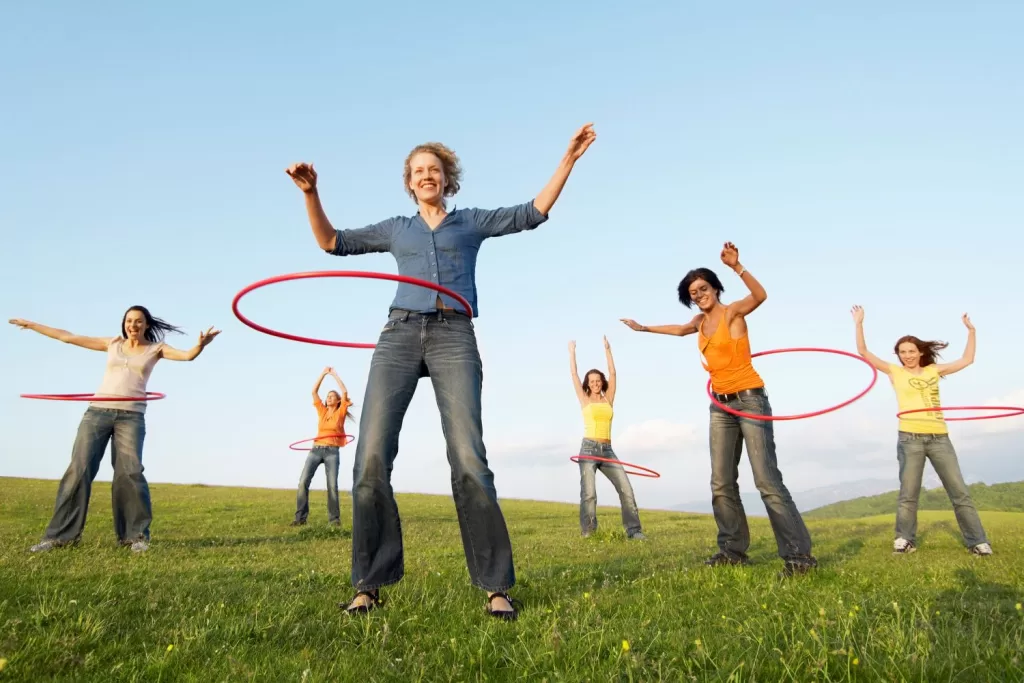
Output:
[327, 200, 548, 317]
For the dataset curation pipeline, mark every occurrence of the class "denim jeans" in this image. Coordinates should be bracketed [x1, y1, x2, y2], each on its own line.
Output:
[708, 390, 813, 561]
[295, 445, 341, 523]
[578, 439, 642, 535]
[895, 432, 988, 547]
[349, 309, 515, 592]
[43, 407, 151, 544]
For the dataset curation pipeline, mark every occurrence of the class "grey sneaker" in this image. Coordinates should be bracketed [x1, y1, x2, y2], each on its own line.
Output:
[627, 531, 648, 541]
[29, 539, 59, 553]
[970, 542, 993, 556]
[893, 538, 917, 554]
[130, 540, 149, 553]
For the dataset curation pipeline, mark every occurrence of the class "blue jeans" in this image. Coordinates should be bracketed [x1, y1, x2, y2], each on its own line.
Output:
[578, 439, 642, 535]
[895, 432, 987, 547]
[43, 407, 151, 544]
[349, 309, 515, 593]
[708, 390, 813, 561]
[295, 445, 341, 523]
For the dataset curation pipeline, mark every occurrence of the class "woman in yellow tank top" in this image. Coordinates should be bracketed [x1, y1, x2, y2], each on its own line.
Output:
[569, 336, 645, 540]
[621, 242, 816, 577]
[852, 305, 991, 556]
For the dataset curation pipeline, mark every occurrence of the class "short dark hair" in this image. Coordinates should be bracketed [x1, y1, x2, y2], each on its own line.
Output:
[677, 268, 725, 308]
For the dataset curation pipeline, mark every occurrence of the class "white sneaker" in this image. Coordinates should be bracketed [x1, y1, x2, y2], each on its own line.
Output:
[970, 542, 992, 556]
[29, 539, 58, 553]
[893, 538, 916, 554]
[130, 540, 149, 553]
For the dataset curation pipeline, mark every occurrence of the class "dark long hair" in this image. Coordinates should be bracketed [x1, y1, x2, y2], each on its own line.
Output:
[582, 369, 608, 396]
[678, 268, 725, 308]
[121, 305, 184, 343]
[894, 335, 948, 367]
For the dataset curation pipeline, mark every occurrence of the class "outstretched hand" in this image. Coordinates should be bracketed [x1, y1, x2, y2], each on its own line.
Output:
[962, 313, 975, 331]
[850, 305, 865, 324]
[8, 318, 32, 330]
[286, 162, 318, 193]
[620, 318, 643, 331]
[568, 340, 576, 353]
[198, 327, 221, 347]
[720, 242, 739, 268]
[603, 335, 610, 349]
[565, 123, 597, 162]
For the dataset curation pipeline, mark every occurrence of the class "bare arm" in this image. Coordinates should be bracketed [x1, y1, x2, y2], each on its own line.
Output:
[720, 243, 767, 318]
[603, 336, 617, 405]
[329, 369, 349, 397]
[160, 327, 220, 362]
[936, 314, 976, 377]
[286, 164, 338, 250]
[568, 342, 586, 404]
[850, 306, 892, 375]
[312, 367, 330, 402]
[620, 316, 700, 337]
[8, 319, 111, 351]
[533, 124, 597, 216]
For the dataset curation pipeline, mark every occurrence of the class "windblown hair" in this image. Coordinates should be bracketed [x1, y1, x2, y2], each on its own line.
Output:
[325, 390, 355, 424]
[121, 305, 184, 343]
[582, 369, 609, 396]
[403, 142, 462, 202]
[678, 268, 726, 308]
[894, 335, 949, 367]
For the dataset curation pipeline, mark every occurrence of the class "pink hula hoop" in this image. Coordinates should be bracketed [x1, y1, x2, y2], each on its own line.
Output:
[232, 271, 474, 349]
[21, 392, 166, 402]
[289, 434, 356, 451]
[897, 405, 1024, 422]
[570, 455, 661, 479]
[706, 347, 878, 421]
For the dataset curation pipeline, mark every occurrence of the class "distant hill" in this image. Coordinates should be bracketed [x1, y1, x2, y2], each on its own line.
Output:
[805, 480, 1024, 519]
[672, 478, 900, 516]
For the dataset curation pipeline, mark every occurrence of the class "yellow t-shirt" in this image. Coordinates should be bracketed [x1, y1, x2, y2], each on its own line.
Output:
[582, 401, 613, 440]
[890, 364, 947, 434]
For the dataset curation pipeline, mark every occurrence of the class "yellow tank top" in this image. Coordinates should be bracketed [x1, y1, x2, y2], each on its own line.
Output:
[697, 314, 764, 394]
[890, 364, 947, 434]
[582, 401, 613, 440]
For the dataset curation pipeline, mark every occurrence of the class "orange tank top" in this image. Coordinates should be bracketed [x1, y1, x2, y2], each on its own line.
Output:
[697, 313, 764, 394]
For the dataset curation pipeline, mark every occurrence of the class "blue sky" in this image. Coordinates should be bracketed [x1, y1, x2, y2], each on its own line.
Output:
[2, 2, 1022, 514]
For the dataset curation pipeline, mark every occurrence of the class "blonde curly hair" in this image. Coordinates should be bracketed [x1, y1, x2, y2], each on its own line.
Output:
[403, 142, 462, 203]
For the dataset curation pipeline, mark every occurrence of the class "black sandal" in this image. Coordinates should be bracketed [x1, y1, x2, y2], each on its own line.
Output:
[486, 592, 519, 621]
[341, 590, 381, 614]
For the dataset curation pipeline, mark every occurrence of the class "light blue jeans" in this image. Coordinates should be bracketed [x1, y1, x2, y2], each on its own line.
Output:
[43, 407, 151, 544]
[895, 432, 988, 547]
[578, 439, 642, 535]
[349, 309, 515, 593]
[295, 445, 341, 524]
[708, 389, 813, 561]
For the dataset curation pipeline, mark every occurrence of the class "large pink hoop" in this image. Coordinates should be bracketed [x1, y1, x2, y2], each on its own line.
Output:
[232, 271, 474, 349]
[20, 392, 166, 402]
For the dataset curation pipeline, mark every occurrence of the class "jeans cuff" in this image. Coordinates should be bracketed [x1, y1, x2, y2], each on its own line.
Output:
[352, 575, 404, 593]
[472, 579, 516, 593]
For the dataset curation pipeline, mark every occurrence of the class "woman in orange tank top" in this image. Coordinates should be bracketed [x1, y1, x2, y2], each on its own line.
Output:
[621, 242, 816, 577]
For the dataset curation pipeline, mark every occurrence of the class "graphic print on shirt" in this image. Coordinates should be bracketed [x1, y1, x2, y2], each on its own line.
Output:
[909, 374, 942, 417]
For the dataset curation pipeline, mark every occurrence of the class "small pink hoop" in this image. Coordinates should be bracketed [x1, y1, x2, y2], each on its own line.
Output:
[896, 405, 1024, 422]
[570, 455, 661, 478]
[21, 392, 166, 402]
[289, 434, 356, 451]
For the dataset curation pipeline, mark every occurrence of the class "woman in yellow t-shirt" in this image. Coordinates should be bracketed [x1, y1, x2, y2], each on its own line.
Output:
[568, 337, 645, 540]
[293, 366, 354, 527]
[852, 306, 991, 556]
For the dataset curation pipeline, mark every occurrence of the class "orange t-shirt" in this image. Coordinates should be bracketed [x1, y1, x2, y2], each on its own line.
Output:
[313, 394, 353, 447]
[697, 314, 764, 394]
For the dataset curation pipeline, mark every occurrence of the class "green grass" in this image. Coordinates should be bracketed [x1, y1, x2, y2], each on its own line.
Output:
[1, 477, 1022, 682]
[807, 480, 1024, 519]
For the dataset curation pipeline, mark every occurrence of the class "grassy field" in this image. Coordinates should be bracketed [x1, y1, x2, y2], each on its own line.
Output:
[807, 480, 1024, 519]
[1, 477, 1022, 682]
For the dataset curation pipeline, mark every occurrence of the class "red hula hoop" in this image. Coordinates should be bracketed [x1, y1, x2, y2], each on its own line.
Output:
[570, 455, 661, 479]
[706, 347, 878, 421]
[232, 271, 475, 349]
[896, 406, 1024, 422]
[289, 434, 356, 451]
[20, 392, 166, 402]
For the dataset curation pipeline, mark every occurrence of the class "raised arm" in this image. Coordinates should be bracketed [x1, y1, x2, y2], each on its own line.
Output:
[568, 341, 586, 404]
[620, 316, 700, 337]
[850, 306, 892, 375]
[329, 368, 349, 397]
[603, 336, 617, 405]
[161, 326, 220, 362]
[8, 319, 111, 352]
[311, 366, 331, 403]
[286, 162, 393, 255]
[936, 314, 976, 377]
[532, 123, 597, 216]
[720, 242, 767, 318]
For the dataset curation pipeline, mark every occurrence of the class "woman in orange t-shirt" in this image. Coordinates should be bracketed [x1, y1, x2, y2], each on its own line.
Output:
[621, 242, 815, 578]
[293, 366, 353, 527]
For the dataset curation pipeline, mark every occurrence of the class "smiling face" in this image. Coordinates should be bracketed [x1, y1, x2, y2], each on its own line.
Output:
[325, 390, 341, 408]
[587, 372, 604, 395]
[687, 278, 720, 312]
[897, 341, 922, 368]
[122, 308, 149, 342]
[407, 152, 446, 205]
